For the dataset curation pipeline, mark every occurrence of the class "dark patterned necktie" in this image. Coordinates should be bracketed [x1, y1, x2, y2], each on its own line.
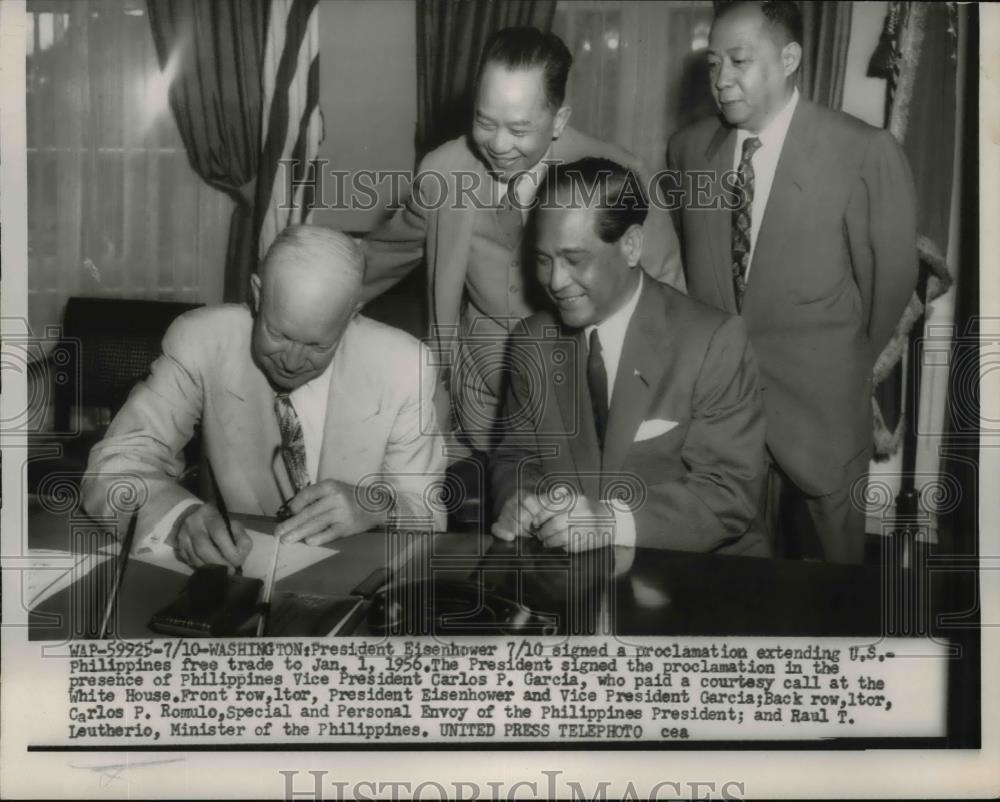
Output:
[731, 136, 762, 312]
[274, 392, 309, 493]
[587, 329, 609, 450]
[497, 176, 523, 247]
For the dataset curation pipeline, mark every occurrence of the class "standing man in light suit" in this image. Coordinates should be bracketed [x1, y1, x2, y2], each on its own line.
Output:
[83, 226, 445, 569]
[490, 158, 767, 556]
[667, 1, 918, 563]
[362, 26, 683, 455]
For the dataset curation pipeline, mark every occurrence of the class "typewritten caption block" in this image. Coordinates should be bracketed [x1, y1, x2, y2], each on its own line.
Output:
[51, 637, 947, 743]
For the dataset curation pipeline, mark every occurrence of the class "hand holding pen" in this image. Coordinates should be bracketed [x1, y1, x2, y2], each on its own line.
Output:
[173, 502, 252, 571]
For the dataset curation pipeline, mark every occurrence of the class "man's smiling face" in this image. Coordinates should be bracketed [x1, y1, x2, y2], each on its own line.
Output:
[472, 63, 568, 180]
[534, 202, 639, 330]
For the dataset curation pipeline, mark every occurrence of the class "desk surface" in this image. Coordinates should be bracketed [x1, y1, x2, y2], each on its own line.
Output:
[26, 501, 961, 640]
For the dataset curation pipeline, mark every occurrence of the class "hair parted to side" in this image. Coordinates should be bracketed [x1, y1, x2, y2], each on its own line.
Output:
[475, 26, 573, 110]
[536, 157, 649, 243]
[262, 224, 364, 280]
[714, 0, 803, 47]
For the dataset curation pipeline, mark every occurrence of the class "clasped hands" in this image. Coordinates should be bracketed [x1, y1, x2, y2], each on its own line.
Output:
[174, 478, 380, 569]
[491, 492, 619, 552]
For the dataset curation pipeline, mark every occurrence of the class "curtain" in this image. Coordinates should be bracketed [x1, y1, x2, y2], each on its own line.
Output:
[553, 1, 715, 171]
[868, 2, 959, 461]
[938, 2, 977, 555]
[25, 0, 233, 335]
[798, 0, 852, 109]
[416, 0, 558, 160]
[146, 0, 266, 302]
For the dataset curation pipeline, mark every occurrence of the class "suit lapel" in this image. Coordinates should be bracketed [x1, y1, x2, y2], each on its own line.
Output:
[315, 321, 378, 484]
[602, 280, 666, 476]
[744, 100, 817, 312]
[219, 353, 287, 514]
[704, 123, 738, 313]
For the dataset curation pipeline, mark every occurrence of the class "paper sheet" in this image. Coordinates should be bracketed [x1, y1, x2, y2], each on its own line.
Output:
[23, 549, 114, 609]
[131, 515, 336, 581]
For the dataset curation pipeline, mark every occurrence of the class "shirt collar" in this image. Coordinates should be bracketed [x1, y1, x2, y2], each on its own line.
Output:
[586, 271, 644, 348]
[737, 86, 799, 150]
[495, 144, 553, 205]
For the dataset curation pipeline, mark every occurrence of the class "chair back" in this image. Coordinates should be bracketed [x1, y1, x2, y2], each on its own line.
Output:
[54, 297, 203, 431]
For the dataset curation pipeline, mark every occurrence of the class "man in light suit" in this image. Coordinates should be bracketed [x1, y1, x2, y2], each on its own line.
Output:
[667, 1, 918, 563]
[490, 158, 767, 555]
[83, 226, 445, 569]
[362, 26, 683, 454]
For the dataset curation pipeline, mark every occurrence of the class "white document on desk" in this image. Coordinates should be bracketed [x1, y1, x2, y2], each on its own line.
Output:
[23, 549, 114, 609]
[131, 515, 336, 580]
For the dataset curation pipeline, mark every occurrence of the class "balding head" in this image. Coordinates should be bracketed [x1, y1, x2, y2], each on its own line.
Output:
[249, 225, 364, 391]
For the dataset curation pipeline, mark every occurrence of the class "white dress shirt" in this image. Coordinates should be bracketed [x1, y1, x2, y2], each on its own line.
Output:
[582, 272, 644, 548]
[732, 87, 799, 276]
[584, 271, 644, 407]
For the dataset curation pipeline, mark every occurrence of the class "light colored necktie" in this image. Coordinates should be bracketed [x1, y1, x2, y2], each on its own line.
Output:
[732, 135, 762, 312]
[274, 392, 309, 493]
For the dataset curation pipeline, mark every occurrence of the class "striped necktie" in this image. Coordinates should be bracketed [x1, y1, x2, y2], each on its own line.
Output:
[274, 392, 309, 493]
[731, 135, 762, 312]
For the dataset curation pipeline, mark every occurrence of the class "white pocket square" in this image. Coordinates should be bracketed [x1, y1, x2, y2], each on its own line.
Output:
[634, 418, 679, 442]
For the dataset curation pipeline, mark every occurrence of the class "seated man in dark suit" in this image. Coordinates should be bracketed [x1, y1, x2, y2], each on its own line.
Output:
[490, 158, 768, 555]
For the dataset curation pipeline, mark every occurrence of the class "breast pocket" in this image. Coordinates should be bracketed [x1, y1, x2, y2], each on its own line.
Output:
[627, 421, 689, 482]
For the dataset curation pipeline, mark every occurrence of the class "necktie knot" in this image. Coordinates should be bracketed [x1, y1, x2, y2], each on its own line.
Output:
[500, 174, 525, 212]
[588, 328, 603, 359]
[741, 136, 762, 164]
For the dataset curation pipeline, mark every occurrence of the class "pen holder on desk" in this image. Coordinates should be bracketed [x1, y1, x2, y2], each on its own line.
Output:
[148, 564, 263, 637]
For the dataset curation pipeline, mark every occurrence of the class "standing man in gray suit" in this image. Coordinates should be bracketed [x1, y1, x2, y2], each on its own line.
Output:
[667, 1, 918, 563]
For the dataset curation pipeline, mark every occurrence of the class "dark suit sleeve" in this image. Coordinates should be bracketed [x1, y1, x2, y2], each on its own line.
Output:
[846, 128, 919, 355]
[631, 315, 766, 551]
[360, 156, 435, 304]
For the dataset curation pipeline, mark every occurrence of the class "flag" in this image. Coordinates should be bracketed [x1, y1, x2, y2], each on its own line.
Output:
[256, 0, 323, 259]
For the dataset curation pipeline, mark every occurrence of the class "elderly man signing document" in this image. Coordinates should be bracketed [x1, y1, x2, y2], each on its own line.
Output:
[83, 225, 445, 569]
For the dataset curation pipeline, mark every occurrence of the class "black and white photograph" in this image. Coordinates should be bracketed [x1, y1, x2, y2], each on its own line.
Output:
[0, 0, 996, 798]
